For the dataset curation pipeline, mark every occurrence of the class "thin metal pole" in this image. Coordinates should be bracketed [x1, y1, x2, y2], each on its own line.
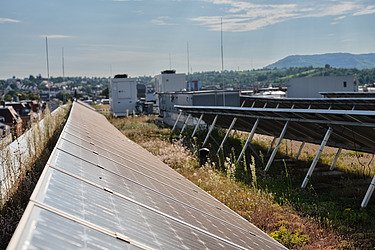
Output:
[171, 111, 182, 133]
[295, 141, 305, 160]
[361, 176, 375, 208]
[330, 148, 342, 170]
[237, 118, 259, 163]
[301, 127, 333, 188]
[187, 42, 190, 76]
[216, 101, 245, 155]
[62, 47, 65, 82]
[180, 114, 191, 135]
[45, 37, 50, 79]
[191, 114, 203, 138]
[202, 115, 218, 147]
[264, 121, 289, 171]
[267, 137, 277, 155]
[217, 117, 237, 155]
[250, 101, 255, 108]
[221, 17, 225, 106]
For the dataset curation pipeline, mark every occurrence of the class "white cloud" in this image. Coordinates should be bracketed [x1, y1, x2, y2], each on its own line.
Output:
[192, 0, 375, 32]
[353, 5, 375, 16]
[151, 16, 175, 26]
[334, 16, 347, 20]
[40, 34, 72, 39]
[0, 18, 20, 24]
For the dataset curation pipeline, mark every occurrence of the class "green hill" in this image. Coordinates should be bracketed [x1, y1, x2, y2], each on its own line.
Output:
[267, 53, 375, 69]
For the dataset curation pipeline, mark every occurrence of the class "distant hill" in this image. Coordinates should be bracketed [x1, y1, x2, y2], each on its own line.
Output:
[266, 53, 375, 69]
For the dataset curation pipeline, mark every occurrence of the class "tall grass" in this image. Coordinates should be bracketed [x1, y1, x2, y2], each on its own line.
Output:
[0, 103, 70, 249]
[108, 115, 354, 249]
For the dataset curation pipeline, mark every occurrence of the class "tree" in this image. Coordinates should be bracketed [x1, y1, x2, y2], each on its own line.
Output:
[101, 87, 109, 98]
[56, 91, 72, 103]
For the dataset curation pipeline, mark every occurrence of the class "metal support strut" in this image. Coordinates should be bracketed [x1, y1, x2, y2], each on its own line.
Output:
[202, 115, 218, 147]
[295, 141, 305, 160]
[361, 176, 375, 208]
[216, 101, 246, 156]
[180, 114, 191, 136]
[171, 110, 182, 133]
[266, 137, 277, 156]
[237, 118, 259, 163]
[330, 148, 342, 170]
[191, 114, 203, 138]
[264, 121, 289, 171]
[301, 127, 333, 188]
[217, 117, 237, 155]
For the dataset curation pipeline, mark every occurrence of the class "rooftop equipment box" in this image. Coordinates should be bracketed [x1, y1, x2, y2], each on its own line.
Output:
[155, 70, 186, 93]
[110, 75, 138, 116]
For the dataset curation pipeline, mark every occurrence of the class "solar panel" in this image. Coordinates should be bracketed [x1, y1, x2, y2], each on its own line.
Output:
[8, 101, 286, 249]
[175, 105, 375, 154]
[240, 95, 375, 110]
[320, 92, 375, 98]
[8, 206, 142, 250]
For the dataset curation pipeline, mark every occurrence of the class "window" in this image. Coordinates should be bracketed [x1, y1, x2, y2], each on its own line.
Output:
[343, 81, 347, 87]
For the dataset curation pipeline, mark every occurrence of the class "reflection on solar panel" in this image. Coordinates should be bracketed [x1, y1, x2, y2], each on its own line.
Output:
[174, 105, 375, 207]
[8, 101, 286, 249]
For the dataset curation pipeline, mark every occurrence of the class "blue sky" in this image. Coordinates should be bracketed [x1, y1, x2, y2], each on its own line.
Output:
[1, 0, 375, 79]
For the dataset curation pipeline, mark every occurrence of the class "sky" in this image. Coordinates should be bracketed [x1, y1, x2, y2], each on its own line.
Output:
[1, 0, 375, 79]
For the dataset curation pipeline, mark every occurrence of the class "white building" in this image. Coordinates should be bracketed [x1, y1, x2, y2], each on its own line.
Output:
[109, 75, 138, 117]
[154, 70, 186, 93]
[287, 75, 358, 98]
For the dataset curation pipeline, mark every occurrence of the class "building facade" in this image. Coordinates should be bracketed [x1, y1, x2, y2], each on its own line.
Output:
[287, 75, 358, 98]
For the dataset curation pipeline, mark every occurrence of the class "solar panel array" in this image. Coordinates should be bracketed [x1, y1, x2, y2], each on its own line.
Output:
[240, 95, 375, 110]
[320, 92, 375, 98]
[175, 105, 375, 154]
[8, 101, 286, 250]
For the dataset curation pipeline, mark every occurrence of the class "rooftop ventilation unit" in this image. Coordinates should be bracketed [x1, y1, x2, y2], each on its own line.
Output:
[161, 70, 176, 74]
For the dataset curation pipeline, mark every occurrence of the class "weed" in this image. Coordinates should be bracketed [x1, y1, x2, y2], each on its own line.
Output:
[270, 226, 309, 248]
[250, 156, 257, 188]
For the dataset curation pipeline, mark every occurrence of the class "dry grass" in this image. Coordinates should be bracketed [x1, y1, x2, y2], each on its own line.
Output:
[0, 104, 70, 249]
[252, 134, 375, 177]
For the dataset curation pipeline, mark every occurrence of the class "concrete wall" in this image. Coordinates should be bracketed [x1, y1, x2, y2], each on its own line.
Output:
[287, 75, 357, 98]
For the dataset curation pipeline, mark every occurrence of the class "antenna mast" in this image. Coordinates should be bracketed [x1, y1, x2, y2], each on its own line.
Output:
[221, 18, 224, 73]
[62, 47, 65, 82]
[169, 53, 172, 69]
[45, 37, 50, 79]
[220, 17, 225, 106]
[187, 42, 190, 76]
